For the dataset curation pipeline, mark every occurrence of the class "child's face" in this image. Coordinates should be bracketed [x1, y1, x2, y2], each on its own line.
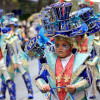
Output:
[75, 35, 82, 42]
[10, 25, 15, 30]
[55, 40, 72, 58]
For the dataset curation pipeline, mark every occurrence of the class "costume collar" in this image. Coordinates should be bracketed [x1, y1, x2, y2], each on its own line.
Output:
[78, 34, 87, 44]
[72, 52, 89, 73]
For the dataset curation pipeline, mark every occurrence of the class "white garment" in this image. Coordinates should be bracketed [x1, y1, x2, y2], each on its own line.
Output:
[61, 54, 73, 69]
[0, 58, 10, 81]
[51, 93, 58, 100]
[51, 54, 73, 100]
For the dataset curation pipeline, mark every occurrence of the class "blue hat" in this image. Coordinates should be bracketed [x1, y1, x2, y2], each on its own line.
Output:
[6, 21, 18, 27]
[6, 13, 14, 19]
[5, 13, 18, 27]
[77, 7, 100, 36]
[42, 2, 88, 38]
[6, 17, 18, 27]
[0, 27, 1, 32]
[2, 27, 11, 33]
[41, 6, 54, 37]
[26, 37, 44, 58]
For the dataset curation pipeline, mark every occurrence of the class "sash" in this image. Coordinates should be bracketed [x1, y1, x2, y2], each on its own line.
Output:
[55, 54, 75, 100]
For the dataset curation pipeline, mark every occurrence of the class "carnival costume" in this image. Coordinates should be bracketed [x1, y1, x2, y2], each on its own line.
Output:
[76, 7, 100, 99]
[26, 2, 93, 100]
[0, 9, 16, 100]
[0, 13, 33, 99]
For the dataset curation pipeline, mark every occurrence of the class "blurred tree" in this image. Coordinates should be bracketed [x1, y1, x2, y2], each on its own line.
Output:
[18, 0, 55, 20]
[12, 0, 18, 2]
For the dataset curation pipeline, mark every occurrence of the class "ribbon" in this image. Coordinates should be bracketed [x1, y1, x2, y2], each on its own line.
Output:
[51, 86, 75, 100]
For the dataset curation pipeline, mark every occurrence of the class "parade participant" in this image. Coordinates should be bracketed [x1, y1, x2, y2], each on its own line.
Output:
[36, 26, 48, 75]
[26, 2, 93, 100]
[76, 7, 100, 99]
[35, 14, 52, 99]
[32, 9, 54, 76]
[0, 14, 34, 99]
[15, 23, 29, 51]
[0, 9, 16, 100]
[93, 31, 100, 94]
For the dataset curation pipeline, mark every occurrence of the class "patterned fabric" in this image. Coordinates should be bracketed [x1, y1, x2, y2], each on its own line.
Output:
[6, 80, 16, 100]
[78, 38, 89, 53]
[0, 81, 6, 99]
[55, 55, 75, 100]
[22, 72, 33, 98]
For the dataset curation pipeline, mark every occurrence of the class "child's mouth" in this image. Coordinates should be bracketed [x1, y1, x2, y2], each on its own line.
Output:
[59, 51, 63, 53]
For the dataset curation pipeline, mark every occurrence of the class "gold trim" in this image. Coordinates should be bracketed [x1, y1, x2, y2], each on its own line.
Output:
[2, 43, 6, 54]
[74, 79, 88, 89]
[71, 65, 86, 83]
[35, 79, 45, 90]
[43, 64, 56, 82]
[5, 36, 18, 44]
[94, 66, 99, 76]
[93, 56, 99, 63]
[8, 65, 14, 73]
[94, 40, 100, 46]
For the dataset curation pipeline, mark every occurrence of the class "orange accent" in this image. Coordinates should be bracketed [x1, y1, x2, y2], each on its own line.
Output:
[22, 32, 26, 38]
[78, 38, 89, 53]
[22, 32, 28, 42]
[55, 54, 75, 100]
[85, 0, 90, 1]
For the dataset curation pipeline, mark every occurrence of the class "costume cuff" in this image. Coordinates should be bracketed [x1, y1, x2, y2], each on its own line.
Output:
[11, 55, 17, 64]
[74, 79, 89, 93]
[35, 78, 47, 93]
[86, 56, 99, 66]
[93, 56, 99, 64]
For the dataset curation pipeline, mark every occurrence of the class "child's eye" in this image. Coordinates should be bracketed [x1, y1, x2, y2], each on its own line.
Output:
[63, 44, 67, 47]
[55, 44, 59, 48]
[63, 44, 70, 50]
[63, 44, 69, 47]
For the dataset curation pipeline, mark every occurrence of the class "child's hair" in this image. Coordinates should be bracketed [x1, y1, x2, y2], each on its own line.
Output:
[55, 36, 75, 48]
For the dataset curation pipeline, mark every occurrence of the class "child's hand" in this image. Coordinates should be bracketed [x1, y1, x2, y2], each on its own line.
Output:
[66, 85, 76, 93]
[42, 84, 50, 92]
[13, 64, 18, 69]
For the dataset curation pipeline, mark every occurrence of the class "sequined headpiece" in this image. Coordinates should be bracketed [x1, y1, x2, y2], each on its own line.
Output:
[42, 2, 88, 38]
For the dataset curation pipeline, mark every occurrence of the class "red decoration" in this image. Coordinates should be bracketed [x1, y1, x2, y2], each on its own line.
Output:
[90, 1, 94, 6]
[50, 38, 54, 42]
[85, 0, 90, 1]
[85, 0, 94, 6]
[60, 0, 63, 3]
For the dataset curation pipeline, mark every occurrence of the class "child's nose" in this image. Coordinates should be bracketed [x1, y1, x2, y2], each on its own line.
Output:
[59, 45, 63, 49]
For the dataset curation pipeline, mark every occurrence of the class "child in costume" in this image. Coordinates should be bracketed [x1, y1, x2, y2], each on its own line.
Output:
[15, 23, 29, 51]
[35, 11, 53, 75]
[27, 2, 93, 100]
[0, 9, 16, 100]
[75, 7, 100, 99]
[0, 13, 34, 99]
